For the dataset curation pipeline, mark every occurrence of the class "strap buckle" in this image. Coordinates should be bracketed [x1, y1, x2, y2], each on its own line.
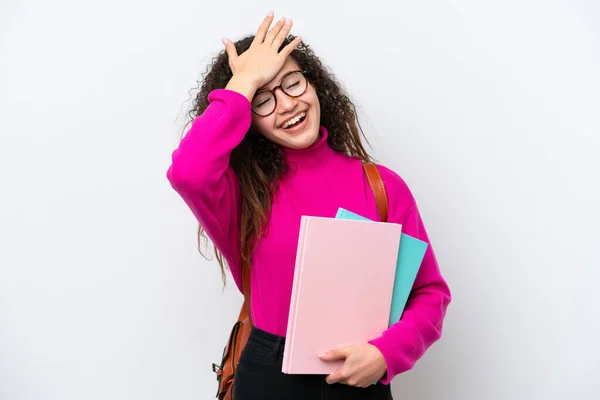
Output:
[212, 363, 222, 373]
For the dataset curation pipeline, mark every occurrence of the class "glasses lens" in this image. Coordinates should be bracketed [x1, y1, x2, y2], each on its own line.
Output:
[282, 71, 307, 97]
[251, 91, 275, 116]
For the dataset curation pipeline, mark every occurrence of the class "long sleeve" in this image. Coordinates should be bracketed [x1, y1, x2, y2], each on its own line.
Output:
[368, 166, 452, 384]
[166, 89, 251, 292]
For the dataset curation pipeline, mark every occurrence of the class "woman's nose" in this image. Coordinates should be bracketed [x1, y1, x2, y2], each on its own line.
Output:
[275, 89, 296, 112]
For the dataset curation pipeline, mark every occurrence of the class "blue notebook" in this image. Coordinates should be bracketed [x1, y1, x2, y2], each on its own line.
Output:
[335, 208, 428, 326]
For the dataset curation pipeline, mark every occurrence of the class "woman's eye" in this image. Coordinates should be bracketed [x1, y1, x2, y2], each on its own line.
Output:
[257, 98, 272, 108]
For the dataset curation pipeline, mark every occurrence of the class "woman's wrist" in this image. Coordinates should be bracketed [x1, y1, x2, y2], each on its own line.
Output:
[225, 74, 259, 102]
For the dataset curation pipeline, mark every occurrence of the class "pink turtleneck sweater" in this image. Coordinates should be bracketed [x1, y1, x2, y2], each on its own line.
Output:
[167, 89, 451, 384]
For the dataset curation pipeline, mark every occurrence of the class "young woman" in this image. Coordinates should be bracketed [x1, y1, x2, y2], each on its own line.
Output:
[167, 12, 451, 400]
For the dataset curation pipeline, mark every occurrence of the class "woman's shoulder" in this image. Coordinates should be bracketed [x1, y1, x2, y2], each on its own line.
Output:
[373, 163, 418, 219]
[374, 163, 411, 193]
[333, 155, 418, 215]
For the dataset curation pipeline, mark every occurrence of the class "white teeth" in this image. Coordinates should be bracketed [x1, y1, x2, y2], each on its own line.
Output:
[282, 112, 306, 129]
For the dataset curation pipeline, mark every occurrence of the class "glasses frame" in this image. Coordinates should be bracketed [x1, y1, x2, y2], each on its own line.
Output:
[251, 70, 309, 117]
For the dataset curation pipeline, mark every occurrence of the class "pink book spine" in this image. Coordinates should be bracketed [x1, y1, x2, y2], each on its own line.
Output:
[282, 216, 309, 373]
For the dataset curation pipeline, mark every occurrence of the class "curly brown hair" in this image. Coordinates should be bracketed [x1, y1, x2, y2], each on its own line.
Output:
[185, 35, 374, 285]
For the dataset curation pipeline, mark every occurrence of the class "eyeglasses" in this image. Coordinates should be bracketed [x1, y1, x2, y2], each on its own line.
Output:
[251, 70, 308, 117]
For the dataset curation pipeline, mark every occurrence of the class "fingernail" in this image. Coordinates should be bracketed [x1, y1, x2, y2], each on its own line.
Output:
[318, 352, 327, 358]
[221, 38, 228, 46]
[286, 18, 292, 25]
[279, 17, 286, 22]
[267, 11, 274, 17]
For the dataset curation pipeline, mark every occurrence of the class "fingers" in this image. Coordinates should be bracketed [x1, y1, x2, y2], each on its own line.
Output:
[280, 35, 302, 57]
[222, 38, 238, 72]
[264, 17, 288, 45]
[319, 347, 350, 361]
[251, 13, 299, 54]
[253, 12, 275, 45]
[272, 18, 293, 49]
[326, 372, 364, 388]
[322, 347, 350, 385]
[325, 368, 363, 387]
[325, 367, 346, 385]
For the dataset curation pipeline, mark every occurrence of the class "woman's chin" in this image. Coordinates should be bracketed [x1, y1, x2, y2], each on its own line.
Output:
[261, 120, 320, 150]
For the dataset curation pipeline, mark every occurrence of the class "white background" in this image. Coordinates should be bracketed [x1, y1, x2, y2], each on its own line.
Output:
[1, 0, 599, 399]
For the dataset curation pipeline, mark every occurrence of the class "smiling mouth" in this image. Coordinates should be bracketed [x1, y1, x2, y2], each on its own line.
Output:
[281, 111, 307, 129]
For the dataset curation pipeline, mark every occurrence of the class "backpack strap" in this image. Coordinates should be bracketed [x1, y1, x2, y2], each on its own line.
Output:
[362, 162, 389, 222]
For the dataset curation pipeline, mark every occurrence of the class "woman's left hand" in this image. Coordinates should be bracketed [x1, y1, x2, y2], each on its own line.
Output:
[319, 344, 387, 387]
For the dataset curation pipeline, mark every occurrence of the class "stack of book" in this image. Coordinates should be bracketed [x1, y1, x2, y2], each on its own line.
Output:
[282, 208, 428, 374]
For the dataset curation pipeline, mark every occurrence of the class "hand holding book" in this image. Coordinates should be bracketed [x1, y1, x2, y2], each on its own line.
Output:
[319, 344, 387, 387]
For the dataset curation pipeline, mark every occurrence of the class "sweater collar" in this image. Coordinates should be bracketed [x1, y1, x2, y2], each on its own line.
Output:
[283, 126, 332, 167]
